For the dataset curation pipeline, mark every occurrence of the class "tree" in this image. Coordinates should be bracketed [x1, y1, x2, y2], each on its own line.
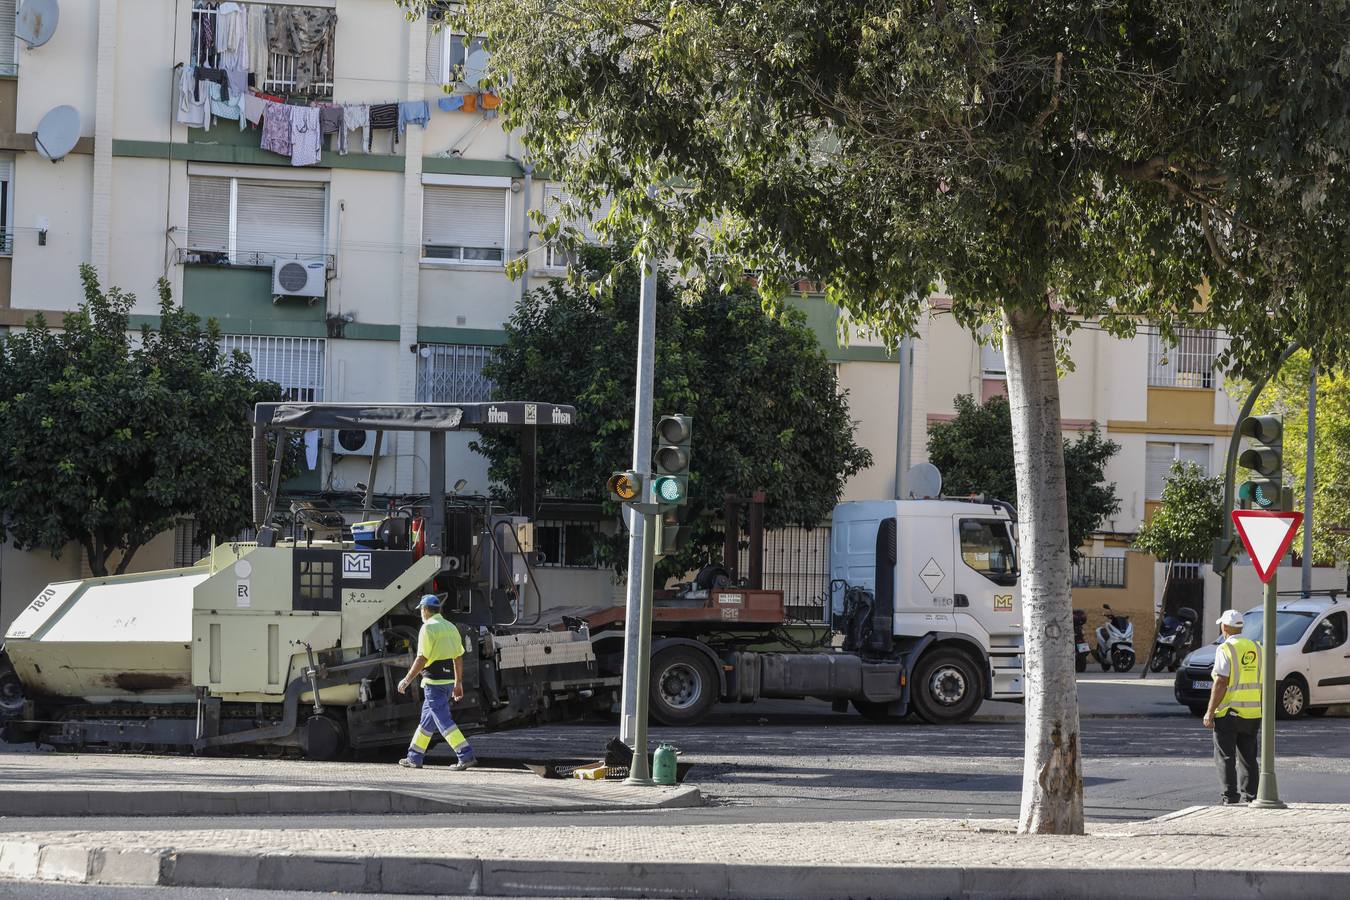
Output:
[928, 394, 1120, 561]
[1245, 354, 1350, 565]
[404, 0, 1350, 833]
[0, 266, 283, 576]
[473, 248, 872, 578]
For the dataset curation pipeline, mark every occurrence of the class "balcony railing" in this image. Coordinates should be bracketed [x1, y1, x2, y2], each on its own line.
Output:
[1148, 328, 1217, 388]
[1072, 556, 1127, 589]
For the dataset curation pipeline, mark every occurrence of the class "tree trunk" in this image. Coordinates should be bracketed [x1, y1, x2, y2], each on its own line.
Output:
[114, 543, 142, 576]
[82, 536, 108, 578]
[1003, 306, 1084, 835]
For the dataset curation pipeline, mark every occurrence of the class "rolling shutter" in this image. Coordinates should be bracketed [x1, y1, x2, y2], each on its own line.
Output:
[187, 176, 231, 252]
[423, 185, 506, 251]
[425, 27, 446, 83]
[0, 0, 15, 74]
[235, 181, 327, 262]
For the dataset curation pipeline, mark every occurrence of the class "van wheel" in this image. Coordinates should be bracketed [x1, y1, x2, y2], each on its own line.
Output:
[649, 647, 718, 727]
[1277, 678, 1307, 720]
[910, 648, 983, 725]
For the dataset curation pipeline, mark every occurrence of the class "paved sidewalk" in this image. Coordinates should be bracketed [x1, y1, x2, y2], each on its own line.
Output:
[0, 803, 1345, 897]
[0, 754, 699, 817]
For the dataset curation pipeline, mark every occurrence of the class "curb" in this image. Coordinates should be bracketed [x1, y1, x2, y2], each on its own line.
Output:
[1, 841, 1345, 898]
[0, 785, 702, 818]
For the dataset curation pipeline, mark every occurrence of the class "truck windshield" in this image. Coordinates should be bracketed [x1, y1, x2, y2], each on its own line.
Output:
[959, 519, 1017, 583]
[1240, 610, 1316, 646]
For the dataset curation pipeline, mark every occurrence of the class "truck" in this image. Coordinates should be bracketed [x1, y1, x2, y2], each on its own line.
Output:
[575, 498, 1025, 726]
[0, 402, 1024, 756]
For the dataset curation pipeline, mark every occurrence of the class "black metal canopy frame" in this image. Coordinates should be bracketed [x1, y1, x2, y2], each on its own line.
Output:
[250, 402, 577, 551]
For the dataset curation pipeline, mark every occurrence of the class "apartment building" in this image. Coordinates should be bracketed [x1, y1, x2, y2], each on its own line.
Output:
[0, 1, 1332, 638]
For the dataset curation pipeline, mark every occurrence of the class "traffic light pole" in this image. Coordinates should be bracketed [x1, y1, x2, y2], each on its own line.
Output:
[624, 508, 659, 785]
[618, 256, 659, 747]
[1251, 573, 1286, 808]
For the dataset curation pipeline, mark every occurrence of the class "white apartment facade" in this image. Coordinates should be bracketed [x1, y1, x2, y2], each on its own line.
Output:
[1, 1, 1333, 636]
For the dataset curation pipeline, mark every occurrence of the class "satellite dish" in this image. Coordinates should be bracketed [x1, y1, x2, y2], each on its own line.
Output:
[906, 463, 943, 500]
[16, 0, 60, 49]
[33, 105, 79, 162]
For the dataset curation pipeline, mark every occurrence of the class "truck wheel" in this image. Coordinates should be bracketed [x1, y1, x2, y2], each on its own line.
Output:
[910, 648, 982, 725]
[649, 647, 718, 727]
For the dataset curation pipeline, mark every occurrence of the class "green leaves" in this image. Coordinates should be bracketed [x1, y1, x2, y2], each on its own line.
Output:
[1133, 461, 1224, 563]
[0, 266, 282, 576]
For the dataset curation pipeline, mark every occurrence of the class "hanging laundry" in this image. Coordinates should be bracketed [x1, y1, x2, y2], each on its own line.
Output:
[194, 66, 231, 103]
[217, 2, 248, 71]
[199, 10, 216, 61]
[267, 6, 336, 92]
[205, 80, 242, 125]
[290, 105, 322, 166]
[461, 93, 478, 113]
[176, 65, 208, 129]
[398, 100, 430, 134]
[437, 95, 464, 113]
[261, 101, 293, 157]
[339, 103, 370, 155]
[480, 92, 501, 110]
[225, 67, 248, 97]
[242, 93, 269, 128]
[319, 105, 342, 135]
[369, 102, 398, 151]
[247, 7, 269, 87]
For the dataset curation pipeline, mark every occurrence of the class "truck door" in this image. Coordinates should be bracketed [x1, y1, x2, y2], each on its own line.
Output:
[951, 516, 1021, 641]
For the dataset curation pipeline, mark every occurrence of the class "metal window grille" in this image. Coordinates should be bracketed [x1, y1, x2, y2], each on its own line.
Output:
[190, 4, 221, 69]
[739, 525, 832, 622]
[416, 344, 496, 403]
[220, 335, 326, 401]
[534, 519, 603, 569]
[173, 519, 203, 567]
[1071, 556, 1126, 589]
[1148, 328, 1217, 388]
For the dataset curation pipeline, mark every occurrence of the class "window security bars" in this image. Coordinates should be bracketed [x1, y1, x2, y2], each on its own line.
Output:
[739, 525, 832, 623]
[416, 344, 496, 403]
[220, 335, 326, 402]
[1071, 556, 1127, 589]
[1148, 328, 1217, 388]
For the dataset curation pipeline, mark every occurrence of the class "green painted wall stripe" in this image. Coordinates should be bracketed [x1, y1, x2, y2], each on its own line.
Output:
[113, 139, 524, 177]
[416, 326, 507, 346]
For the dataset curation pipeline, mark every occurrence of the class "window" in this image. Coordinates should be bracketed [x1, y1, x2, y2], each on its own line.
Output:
[416, 344, 496, 402]
[1304, 612, 1347, 654]
[0, 153, 13, 255]
[535, 520, 602, 568]
[0, 0, 15, 76]
[174, 518, 204, 568]
[296, 558, 335, 607]
[187, 176, 328, 266]
[1241, 610, 1316, 646]
[422, 183, 509, 264]
[1149, 328, 1217, 388]
[958, 519, 1018, 585]
[977, 325, 1005, 376]
[1145, 441, 1210, 501]
[220, 335, 326, 401]
[425, 28, 489, 88]
[542, 184, 609, 268]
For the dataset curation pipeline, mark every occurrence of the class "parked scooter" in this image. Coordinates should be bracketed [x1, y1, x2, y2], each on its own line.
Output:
[1073, 609, 1089, 673]
[1092, 604, 1136, 673]
[1148, 606, 1199, 672]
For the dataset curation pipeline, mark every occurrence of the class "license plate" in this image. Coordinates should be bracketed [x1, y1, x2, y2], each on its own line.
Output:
[1192, 680, 1212, 690]
[1076, 643, 1089, 653]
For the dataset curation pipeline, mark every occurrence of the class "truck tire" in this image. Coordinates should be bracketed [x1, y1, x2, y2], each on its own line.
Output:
[910, 648, 983, 725]
[649, 646, 718, 727]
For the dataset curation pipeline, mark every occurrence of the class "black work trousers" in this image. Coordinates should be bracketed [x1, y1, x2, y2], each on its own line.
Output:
[1213, 713, 1260, 802]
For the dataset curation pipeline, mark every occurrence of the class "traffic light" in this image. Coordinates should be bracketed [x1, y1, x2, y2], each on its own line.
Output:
[1237, 415, 1283, 510]
[653, 511, 692, 558]
[607, 470, 643, 503]
[652, 414, 692, 507]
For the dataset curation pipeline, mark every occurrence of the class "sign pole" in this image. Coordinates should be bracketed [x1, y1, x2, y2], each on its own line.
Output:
[1250, 571, 1285, 808]
[624, 508, 659, 786]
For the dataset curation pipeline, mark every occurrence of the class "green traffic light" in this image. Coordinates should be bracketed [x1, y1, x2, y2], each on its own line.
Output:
[653, 475, 685, 503]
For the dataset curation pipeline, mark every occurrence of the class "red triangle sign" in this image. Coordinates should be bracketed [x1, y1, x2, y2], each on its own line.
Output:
[1231, 510, 1304, 584]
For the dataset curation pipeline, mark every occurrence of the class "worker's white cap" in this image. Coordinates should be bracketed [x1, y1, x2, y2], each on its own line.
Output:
[1216, 609, 1244, 628]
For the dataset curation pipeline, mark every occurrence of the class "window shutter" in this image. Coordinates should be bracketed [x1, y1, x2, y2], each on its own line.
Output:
[425, 28, 446, 84]
[423, 186, 506, 249]
[1145, 442, 1174, 501]
[187, 176, 230, 253]
[236, 181, 327, 262]
[1178, 442, 1210, 473]
[0, 0, 16, 73]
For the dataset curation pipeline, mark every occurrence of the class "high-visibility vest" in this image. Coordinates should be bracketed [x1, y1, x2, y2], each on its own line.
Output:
[1216, 637, 1262, 719]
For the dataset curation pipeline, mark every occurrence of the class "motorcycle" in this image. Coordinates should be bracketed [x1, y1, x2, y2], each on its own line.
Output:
[1092, 604, 1136, 673]
[1073, 609, 1089, 673]
[1148, 606, 1199, 672]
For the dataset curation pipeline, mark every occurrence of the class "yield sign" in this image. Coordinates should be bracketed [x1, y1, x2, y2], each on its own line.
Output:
[1231, 510, 1304, 584]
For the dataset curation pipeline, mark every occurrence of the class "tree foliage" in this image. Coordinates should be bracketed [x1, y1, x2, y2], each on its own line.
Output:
[0, 266, 283, 576]
[1132, 462, 1224, 563]
[928, 394, 1120, 561]
[1245, 353, 1350, 564]
[473, 248, 872, 577]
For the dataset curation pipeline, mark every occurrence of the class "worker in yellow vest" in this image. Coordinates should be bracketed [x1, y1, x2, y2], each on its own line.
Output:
[1202, 609, 1262, 804]
[397, 595, 477, 771]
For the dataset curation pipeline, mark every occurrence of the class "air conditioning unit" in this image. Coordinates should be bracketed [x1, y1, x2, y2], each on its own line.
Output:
[272, 258, 327, 300]
[333, 429, 388, 457]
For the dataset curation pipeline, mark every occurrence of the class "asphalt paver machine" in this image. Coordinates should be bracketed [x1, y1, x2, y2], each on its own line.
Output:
[0, 402, 618, 758]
